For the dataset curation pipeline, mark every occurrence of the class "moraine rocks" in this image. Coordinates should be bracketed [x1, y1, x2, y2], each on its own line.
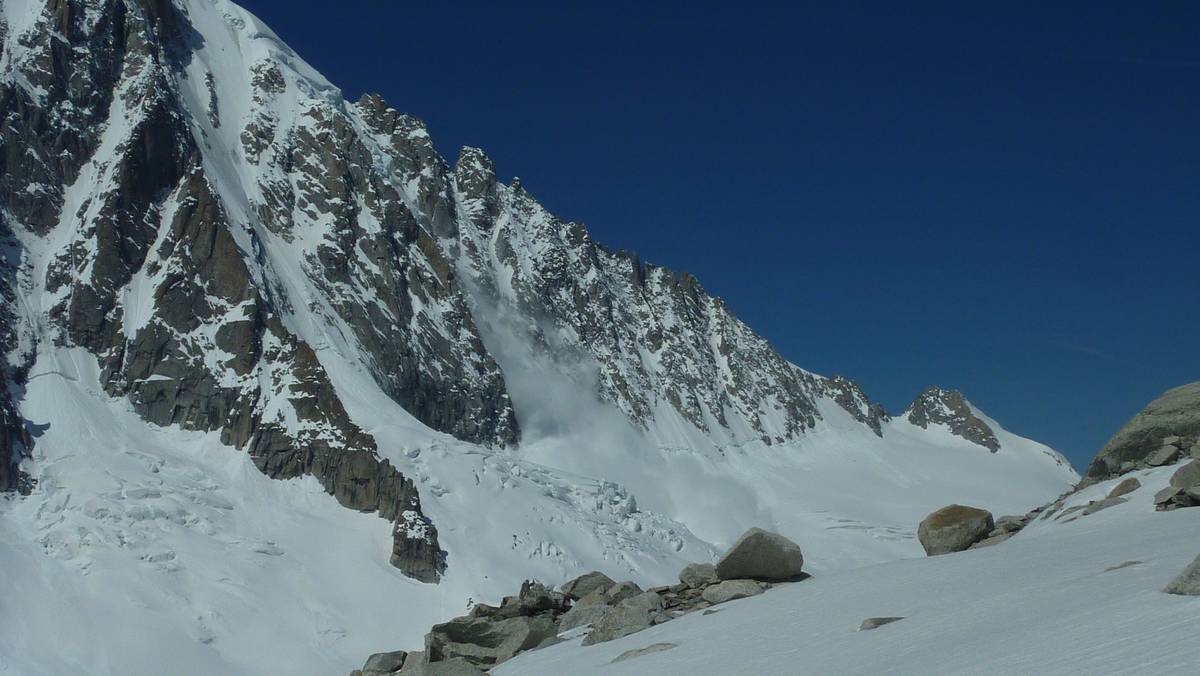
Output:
[352, 528, 808, 673]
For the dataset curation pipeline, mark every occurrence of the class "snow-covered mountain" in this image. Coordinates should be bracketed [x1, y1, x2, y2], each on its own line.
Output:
[0, 1, 1077, 674]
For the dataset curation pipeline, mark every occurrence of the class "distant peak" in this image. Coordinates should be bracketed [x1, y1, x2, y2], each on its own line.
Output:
[906, 386, 1000, 452]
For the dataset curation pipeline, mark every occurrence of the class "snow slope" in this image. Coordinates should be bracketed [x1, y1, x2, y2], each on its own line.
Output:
[497, 463, 1200, 676]
[0, 1, 1082, 674]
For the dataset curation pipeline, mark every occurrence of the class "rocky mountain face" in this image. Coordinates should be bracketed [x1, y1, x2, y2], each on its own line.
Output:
[0, 0, 1063, 587]
[905, 387, 1000, 452]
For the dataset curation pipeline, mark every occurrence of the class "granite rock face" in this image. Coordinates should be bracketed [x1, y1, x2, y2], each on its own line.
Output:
[906, 387, 1000, 452]
[1083, 383, 1200, 485]
[0, 0, 445, 581]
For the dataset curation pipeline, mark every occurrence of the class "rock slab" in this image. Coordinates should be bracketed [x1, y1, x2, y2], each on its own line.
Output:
[860, 617, 905, 630]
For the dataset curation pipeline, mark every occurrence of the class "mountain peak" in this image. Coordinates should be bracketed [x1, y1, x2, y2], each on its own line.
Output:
[906, 386, 1000, 451]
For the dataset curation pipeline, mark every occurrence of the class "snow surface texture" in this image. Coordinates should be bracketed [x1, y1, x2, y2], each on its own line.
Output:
[0, 1, 1079, 675]
[497, 463, 1200, 676]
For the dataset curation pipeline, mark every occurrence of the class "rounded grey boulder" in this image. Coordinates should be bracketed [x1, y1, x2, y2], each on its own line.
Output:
[918, 505, 995, 556]
[714, 528, 804, 581]
[559, 571, 615, 600]
[1169, 460, 1200, 490]
[701, 579, 765, 605]
[679, 562, 719, 589]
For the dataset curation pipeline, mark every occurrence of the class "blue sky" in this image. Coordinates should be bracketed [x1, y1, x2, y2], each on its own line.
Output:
[238, 1, 1198, 470]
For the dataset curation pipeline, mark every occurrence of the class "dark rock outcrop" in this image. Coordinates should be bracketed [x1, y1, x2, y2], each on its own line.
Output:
[906, 387, 1000, 452]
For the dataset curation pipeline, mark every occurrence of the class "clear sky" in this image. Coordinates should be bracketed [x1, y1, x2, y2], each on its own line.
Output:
[236, 0, 1198, 471]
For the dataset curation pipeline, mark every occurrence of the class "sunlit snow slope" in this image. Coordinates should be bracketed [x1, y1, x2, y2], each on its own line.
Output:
[0, 1, 1077, 675]
[497, 463, 1200, 676]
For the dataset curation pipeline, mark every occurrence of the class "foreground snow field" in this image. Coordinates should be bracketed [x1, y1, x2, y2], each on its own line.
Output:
[496, 463, 1200, 676]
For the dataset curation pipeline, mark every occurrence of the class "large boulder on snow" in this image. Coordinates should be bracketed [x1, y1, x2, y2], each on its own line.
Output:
[701, 579, 765, 605]
[1163, 555, 1200, 596]
[424, 614, 557, 668]
[1083, 382, 1200, 485]
[559, 571, 615, 600]
[1169, 460, 1200, 490]
[918, 505, 995, 555]
[714, 528, 804, 581]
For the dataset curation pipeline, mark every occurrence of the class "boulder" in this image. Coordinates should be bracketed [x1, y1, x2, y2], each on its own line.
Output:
[859, 617, 904, 630]
[1107, 477, 1141, 499]
[516, 581, 569, 615]
[701, 579, 764, 605]
[714, 528, 804, 581]
[1162, 555, 1200, 596]
[559, 571, 616, 600]
[1154, 486, 1183, 505]
[604, 581, 644, 604]
[1192, 444, 1200, 460]
[611, 642, 678, 663]
[1082, 382, 1200, 485]
[918, 505, 995, 555]
[424, 614, 558, 668]
[992, 515, 1027, 534]
[558, 601, 610, 632]
[582, 592, 666, 645]
[679, 562, 719, 589]
[1169, 460, 1200, 490]
[363, 650, 408, 673]
[1146, 445, 1183, 467]
[1163, 435, 1183, 447]
[1082, 497, 1127, 515]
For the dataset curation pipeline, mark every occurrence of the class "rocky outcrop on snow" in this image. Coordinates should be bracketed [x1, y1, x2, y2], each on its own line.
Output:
[917, 504, 995, 555]
[353, 528, 809, 672]
[1082, 382, 1200, 485]
[906, 387, 1000, 452]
